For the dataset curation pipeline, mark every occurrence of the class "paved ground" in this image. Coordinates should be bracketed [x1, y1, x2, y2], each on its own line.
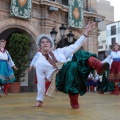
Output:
[0, 92, 120, 120]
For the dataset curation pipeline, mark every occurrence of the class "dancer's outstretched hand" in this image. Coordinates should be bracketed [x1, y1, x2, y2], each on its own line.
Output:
[84, 22, 96, 37]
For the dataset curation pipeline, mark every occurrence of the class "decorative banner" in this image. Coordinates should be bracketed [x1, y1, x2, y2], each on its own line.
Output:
[68, 0, 84, 28]
[10, 0, 32, 19]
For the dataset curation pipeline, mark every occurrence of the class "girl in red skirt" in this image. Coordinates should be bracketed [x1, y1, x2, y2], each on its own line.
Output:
[102, 43, 120, 95]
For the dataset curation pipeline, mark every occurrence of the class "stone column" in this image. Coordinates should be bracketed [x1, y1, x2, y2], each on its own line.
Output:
[87, 18, 99, 55]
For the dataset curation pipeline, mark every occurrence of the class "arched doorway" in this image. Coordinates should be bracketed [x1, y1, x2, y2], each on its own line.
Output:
[0, 28, 37, 92]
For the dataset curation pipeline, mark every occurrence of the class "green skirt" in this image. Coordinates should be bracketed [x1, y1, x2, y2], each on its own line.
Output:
[99, 70, 115, 92]
[56, 50, 97, 96]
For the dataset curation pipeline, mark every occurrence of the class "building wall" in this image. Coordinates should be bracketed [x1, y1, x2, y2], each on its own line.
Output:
[97, 0, 114, 60]
[98, 31, 107, 51]
[106, 21, 120, 49]
[97, 0, 114, 31]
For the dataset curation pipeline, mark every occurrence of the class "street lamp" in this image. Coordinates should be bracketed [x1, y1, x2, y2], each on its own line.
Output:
[67, 31, 74, 43]
[50, 24, 74, 47]
[59, 24, 66, 37]
[50, 27, 57, 43]
[59, 24, 66, 47]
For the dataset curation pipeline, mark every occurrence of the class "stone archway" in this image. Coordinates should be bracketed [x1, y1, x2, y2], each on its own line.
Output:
[0, 18, 40, 92]
[0, 18, 39, 55]
[0, 18, 39, 39]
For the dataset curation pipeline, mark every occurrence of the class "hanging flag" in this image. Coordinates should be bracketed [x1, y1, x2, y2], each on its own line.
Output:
[68, 0, 84, 28]
[10, 0, 32, 19]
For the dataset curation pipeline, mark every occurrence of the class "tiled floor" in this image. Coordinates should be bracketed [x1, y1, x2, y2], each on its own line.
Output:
[0, 92, 120, 120]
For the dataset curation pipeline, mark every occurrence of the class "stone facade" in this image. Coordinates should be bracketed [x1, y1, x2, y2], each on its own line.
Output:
[0, 0, 104, 92]
[97, 0, 114, 60]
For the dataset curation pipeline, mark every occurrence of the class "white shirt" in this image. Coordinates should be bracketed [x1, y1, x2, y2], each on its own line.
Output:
[88, 73, 94, 80]
[102, 51, 120, 68]
[102, 51, 120, 63]
[0, 50, 15, 67]
[94, 74, 100, 81]
[30, 35, 86, 80]
[30, 35, 87, 101]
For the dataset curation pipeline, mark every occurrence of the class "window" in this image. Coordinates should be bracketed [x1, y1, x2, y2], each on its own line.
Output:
[102, 40, 106, 43]
[98, 54, 104, 61]
[109, 45, 112, 49]
[98, 46, 103, 49]
[84, 0, 88, 11]
[111, 37, 116, 45]
[62, 0, 68, 6]
[111, 25, 116, 35]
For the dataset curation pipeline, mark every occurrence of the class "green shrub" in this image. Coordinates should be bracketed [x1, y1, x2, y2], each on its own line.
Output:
[8, 33, 30, 82]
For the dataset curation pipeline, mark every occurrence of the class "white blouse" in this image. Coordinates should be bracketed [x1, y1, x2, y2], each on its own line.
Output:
[0, 52, 8, 60]
[0, 50, 15, 67]
[102, 51, 120, 64]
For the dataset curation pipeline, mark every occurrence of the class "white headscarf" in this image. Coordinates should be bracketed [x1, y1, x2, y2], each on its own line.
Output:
[36, 34, 54, 49]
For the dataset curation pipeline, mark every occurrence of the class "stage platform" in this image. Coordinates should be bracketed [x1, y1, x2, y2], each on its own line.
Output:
[0, 92, 120, 120]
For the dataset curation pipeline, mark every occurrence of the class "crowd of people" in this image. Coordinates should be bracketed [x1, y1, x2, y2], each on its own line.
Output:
[0, 22, 120, 110]
[86, 44, 120, 95]
[86, 72, 101, 92]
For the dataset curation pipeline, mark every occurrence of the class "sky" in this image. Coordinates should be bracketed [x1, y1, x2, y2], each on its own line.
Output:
[104, 0, 120, 21]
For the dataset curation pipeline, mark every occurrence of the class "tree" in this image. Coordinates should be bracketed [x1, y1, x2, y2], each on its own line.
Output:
[8, 33, 30, 82]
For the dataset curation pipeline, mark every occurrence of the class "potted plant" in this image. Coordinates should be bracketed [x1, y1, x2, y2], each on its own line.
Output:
[8, 33, 30, 93]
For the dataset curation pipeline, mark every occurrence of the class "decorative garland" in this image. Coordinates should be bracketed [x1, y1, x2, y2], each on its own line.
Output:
[10, 0, 32, 19]
[68, 0, 84, 28]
